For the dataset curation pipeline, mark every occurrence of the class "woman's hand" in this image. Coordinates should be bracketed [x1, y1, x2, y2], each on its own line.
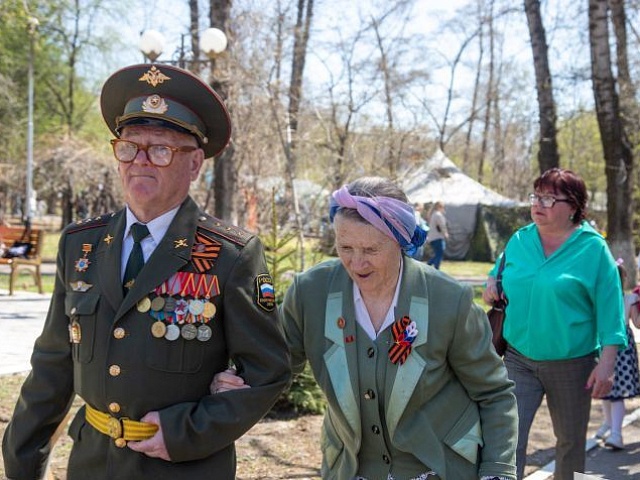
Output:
[210, 367, 251, 394]
[482, 276, 499, 305]
[586, 346, 617, 399]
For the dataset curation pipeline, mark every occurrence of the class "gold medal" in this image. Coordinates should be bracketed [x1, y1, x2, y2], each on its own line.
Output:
[137, 297, 151, 313]
[151, 321, 167, 338]
[150, 296, 165, 312]
[202, 301, 216, 319]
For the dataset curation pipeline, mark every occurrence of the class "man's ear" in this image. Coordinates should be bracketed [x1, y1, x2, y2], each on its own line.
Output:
[190, 149, 206, 180]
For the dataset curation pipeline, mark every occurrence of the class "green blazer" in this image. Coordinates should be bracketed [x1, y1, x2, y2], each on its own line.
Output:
[3, 197, 291, 480]
[282, 258, 517, 480]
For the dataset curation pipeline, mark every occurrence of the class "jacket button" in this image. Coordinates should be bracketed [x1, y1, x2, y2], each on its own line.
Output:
[382, 454, 390, 464]
[364, 389, 375, 400]
[113, 328, 126, 339]
[372, 425, 380, 435]
[367, 347, 375, 358]
[108, 402, 121, 413]
[109, 365, 121, 376]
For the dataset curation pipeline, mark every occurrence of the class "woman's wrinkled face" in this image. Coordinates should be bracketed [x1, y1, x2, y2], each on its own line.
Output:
[333, 214, 402, 296]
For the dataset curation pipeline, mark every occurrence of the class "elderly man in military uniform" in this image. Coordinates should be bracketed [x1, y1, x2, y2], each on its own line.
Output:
[2, 64, 291, 479]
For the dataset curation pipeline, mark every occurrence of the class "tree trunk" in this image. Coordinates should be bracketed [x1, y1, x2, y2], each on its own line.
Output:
[209, 0, 235, 222]
[588, 0, 635, 286]
[524, 0, 559, 173]
[286, 0, 313, 271]
[478, 0, 495, 184]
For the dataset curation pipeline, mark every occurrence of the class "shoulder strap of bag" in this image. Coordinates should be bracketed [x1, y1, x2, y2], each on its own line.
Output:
[496, 253, 507, 303]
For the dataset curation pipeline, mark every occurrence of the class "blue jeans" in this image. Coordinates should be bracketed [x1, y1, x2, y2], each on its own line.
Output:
[427, 239, 445, 269]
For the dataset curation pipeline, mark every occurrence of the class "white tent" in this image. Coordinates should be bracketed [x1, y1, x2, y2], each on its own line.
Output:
[403, 150, 517, 207]
[403, 150, 521, 260]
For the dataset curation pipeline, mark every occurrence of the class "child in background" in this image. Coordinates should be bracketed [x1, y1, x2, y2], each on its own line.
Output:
[595, 261, 640, 449]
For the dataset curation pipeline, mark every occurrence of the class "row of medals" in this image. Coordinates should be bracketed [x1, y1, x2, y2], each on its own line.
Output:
[137, 294, 216, 342]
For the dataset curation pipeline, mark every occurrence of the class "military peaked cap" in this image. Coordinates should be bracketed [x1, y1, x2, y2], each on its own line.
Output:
[100, 63, 231, 158]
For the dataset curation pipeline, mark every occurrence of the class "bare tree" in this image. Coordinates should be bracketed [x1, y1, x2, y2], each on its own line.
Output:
[524, 0, 560, 173]
[588, 0, 635, 284]
[209, 0, 235, 221]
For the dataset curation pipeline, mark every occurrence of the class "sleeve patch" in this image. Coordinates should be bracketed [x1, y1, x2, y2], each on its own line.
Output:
[255, 274, 276, 312]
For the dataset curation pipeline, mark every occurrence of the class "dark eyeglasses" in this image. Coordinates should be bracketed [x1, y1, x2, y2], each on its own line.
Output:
[528, 193, 571, 208]
[110, 139, 198, 167]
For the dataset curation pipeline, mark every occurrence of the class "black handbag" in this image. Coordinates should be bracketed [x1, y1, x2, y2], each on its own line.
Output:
[487, 254, 507, 356]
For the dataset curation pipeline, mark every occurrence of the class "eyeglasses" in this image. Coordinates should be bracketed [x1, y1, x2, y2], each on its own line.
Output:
[110, 139, 198, 167]
[528, 193, 571, 208]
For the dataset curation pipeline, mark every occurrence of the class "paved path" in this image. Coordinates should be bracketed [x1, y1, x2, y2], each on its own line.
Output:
[2, 274, 640, 479]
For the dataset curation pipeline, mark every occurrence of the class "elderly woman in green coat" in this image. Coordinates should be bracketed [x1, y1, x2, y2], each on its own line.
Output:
[214, 177, 517, 480]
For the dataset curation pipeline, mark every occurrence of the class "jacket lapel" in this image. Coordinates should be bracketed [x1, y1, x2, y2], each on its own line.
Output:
[387, 260, 430, 437]
[95, 211, 126, 313]
[323, 268, 361, 438]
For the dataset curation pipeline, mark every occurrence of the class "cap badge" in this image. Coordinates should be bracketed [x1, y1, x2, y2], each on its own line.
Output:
[138, 65, 171, 87]
[142, 94, 168, 114]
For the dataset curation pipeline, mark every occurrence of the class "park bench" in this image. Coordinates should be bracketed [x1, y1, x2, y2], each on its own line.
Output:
[0, 225, 44, 295]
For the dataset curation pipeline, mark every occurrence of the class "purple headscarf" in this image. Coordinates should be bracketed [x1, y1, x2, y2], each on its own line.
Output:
[329, 185, 427, 256]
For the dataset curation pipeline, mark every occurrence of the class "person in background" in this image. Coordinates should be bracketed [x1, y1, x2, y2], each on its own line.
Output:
[482, 167, 627, 480]
[594, 261, 640, 450]
[410, 202, 429, 261]
[214, 176, 518, 480]
[2, 63, 291, 479]
[426, 201, 448, 269]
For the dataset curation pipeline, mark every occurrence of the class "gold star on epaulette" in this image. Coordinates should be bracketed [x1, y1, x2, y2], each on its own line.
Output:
[103, 234, 114, 245]
[174, 238, 188, 248]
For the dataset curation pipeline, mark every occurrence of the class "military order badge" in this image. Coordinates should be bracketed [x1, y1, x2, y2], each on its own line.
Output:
[255, 274, 276, 312]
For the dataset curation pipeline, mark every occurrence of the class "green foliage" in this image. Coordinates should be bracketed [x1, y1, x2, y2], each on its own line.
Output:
[262, 189, 299, 304]
[272, 364, 327, 416]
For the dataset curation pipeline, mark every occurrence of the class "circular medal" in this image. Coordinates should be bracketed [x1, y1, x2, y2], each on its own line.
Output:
[202, 301, 216, 319]
[151, 321, 167, 338]
[137, 297, 151, 313]
[175, 299, 188, 316]
[163, 296, 177, 312]
[165, 324, 180, 341]
[189, 299, 205, 316]
[181, 323, 198, 340]
[196, 324, 212, 342]
[150, 296, 165, 312]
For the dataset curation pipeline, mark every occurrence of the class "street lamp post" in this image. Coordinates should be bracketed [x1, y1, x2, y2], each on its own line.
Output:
[138, 27, 227, 67]
[25, 17, 39, 225]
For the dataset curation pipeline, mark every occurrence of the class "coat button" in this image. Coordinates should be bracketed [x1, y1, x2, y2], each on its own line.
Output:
[372, 425, 380, 435]
[108, 402, 121, 413]
[114, 438, 127, 448]
[113, 328, 126, 339]
[109, 365, 121, 376]
[367, 347, 375, 358]
[382, 454, 390, 464]
[364, 389, 375, 400]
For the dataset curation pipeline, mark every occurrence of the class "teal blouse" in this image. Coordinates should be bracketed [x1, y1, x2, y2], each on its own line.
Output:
[489, 221, 626, 361]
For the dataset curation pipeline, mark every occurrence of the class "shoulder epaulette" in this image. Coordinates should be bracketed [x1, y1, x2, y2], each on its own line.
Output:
[65, 212, 115, 235]
[196, 214, 252, 247]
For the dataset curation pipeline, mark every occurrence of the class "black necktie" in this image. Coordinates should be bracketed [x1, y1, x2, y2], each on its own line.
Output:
[123, 223, 149, 292]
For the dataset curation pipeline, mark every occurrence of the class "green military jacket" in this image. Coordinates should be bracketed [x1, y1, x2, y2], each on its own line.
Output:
[3, 197, 291, 479]
[281, 258, 517, 480]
